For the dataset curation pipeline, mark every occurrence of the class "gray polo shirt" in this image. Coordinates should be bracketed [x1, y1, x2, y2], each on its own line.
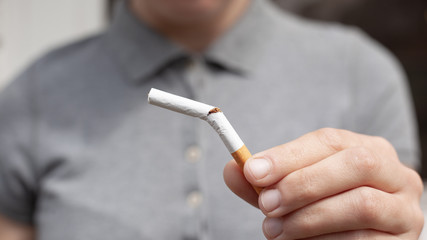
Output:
[0, 0, 419, 239]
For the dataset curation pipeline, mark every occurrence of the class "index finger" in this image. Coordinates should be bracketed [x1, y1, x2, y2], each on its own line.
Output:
[243, 128, 397, 187]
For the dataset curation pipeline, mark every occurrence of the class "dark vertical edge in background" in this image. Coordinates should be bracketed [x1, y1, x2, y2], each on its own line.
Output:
[274, 0, 427, 177]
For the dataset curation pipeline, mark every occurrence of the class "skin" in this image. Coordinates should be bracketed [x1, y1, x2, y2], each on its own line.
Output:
[224, 128, 424, 239]
[0, 215, 33, 240]
[1, 1, 423, 239]
[130, 0, 250, 52]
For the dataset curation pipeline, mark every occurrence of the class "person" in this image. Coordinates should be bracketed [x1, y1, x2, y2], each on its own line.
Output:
[0, 0, 423, 239]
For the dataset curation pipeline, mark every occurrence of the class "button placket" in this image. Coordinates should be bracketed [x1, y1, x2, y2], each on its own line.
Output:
[180, 110, 202, 240]
[185, 144, 202, 163]
[186, 190, 203, 209]
[180, 56, 212, 240]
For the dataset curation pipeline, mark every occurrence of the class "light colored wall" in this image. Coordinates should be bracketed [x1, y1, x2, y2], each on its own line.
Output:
[0, 0, 107, 89]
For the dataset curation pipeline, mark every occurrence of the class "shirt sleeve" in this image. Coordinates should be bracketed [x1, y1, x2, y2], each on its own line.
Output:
[349, 29, 420, 169]
[0, 66, 38, 225]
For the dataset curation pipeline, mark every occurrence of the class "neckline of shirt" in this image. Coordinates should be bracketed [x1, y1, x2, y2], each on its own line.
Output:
[104, 0, 285, 84]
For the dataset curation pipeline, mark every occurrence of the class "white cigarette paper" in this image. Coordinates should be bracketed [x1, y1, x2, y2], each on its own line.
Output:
[148, 88, 262, 194]
[147, 88, 244, 153]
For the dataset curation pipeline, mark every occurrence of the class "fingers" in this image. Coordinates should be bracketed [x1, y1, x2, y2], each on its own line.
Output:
[0, 214, 34, 239]
[300, 230, 400, 240]
[262, 187, 414, 240]
[243, 128, 397, 187]
[223, 160, 259, 208]
[258, 146, 405, 217]
[224, 128, 424, 239]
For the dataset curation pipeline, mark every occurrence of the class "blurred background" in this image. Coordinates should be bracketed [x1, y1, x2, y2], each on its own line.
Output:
[273, 0, 427, 177]
[2, 0, 425, 175]
[0, 0, 426, 236]
[1, 0, 426, 182]
[0, 0, 106, 89]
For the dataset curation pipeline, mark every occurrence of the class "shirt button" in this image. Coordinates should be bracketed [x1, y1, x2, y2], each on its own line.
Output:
[185, 145, 202, 163]
[187, 191, 203, 208]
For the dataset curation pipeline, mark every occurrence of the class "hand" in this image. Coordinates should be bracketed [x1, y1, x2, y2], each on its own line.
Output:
[0, 214, 34, 240]
[224, 128, 424, 239]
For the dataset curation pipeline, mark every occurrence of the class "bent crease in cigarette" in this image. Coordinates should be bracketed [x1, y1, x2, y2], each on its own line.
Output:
[148, 88, 262, 194]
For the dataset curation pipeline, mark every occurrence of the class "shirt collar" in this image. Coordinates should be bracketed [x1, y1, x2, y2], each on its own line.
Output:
[105, 1, 187, 83]
[205, 0, 280, 74]
[105, 0, 281, 83]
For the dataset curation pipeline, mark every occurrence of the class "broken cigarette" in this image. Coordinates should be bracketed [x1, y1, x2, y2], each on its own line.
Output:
[148, 88, 261, 194]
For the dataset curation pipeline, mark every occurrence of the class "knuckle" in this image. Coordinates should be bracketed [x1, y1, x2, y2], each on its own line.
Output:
[407, 168, 424, 196]
[348, 147, 379, 176]
[355, 188, 382, 224]
[414, 208, 425, 235]
[406, 201, 425, 235]
[373, 136, 393, 150]
[372, 136, 399, 160]
[406, 172, 424, 234]
[314, 128, 346, 152]
[399, 196, 424, 235]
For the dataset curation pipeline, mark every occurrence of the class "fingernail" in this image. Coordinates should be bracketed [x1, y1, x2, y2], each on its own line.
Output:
[263, 218, 283, 238]
[247, 158, 271, 180]
[260, 189, 281, 212]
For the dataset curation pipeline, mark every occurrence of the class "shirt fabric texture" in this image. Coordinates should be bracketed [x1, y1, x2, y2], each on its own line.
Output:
[0, 0, 420, 239]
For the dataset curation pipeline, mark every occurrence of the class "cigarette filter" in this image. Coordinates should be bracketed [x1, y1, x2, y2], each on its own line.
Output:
[148, 88, 261, 194]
